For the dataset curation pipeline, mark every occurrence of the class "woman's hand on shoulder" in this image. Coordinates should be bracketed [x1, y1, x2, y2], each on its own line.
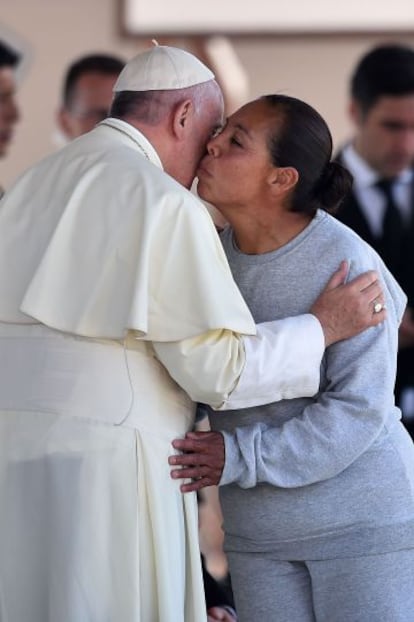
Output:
[311, 261, 386, 346]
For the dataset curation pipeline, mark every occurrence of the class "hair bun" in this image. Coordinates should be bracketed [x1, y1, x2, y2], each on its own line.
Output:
[313, 161, 353, 212]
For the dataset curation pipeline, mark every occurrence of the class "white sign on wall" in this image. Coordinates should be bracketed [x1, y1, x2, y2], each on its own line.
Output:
[123, 0, 414, 35]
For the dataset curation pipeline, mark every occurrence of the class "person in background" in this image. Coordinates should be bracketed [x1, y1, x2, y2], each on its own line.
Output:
[0, 45, 384, 621]
[170, 94, 413, 622]
[335, 43, 414, 434]
[204, 555, 237, 621]
[0, 39, 21, 195]
[57, 52, 124, 140]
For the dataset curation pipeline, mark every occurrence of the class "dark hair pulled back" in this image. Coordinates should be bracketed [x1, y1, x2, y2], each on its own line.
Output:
[262, 94, 352, 215]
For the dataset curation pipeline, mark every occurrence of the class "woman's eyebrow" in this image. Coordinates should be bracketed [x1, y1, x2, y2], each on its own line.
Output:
[234, 122, 252, 138]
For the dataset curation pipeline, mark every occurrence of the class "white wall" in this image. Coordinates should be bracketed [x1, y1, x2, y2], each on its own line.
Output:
[124, 0, 414, 33]
[2, 0, 414, 187]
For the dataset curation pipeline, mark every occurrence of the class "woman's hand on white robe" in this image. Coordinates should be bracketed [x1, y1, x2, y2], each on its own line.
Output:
[169, 431, 225, 492]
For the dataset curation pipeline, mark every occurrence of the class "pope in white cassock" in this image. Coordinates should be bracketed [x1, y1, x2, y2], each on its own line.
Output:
[0, 46, 384, 622]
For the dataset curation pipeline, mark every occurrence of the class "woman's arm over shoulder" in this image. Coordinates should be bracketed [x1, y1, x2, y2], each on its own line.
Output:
[220, 246, 405, 489]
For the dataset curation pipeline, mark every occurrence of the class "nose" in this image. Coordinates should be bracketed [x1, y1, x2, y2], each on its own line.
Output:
[1, 97, 20, 123]
[395, 128, 414, 157]
[206, 136, 220, 157]
[404, 131, 414, 155]
[10, 99, 20, 123]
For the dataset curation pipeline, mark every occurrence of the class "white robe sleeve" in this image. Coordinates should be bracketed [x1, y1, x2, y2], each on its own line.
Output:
[153, 313, 324, 409]
[221, 313, 324, 410]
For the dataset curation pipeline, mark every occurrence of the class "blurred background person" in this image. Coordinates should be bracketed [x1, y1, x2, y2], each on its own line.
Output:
[204, 554, 237, 621]
[57, 52, 125, 141]
[0, 39, 21, 195]
[335, 43, 414, 436]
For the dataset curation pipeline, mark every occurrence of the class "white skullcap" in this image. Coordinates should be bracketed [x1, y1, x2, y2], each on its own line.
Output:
[113, 45, 215, 92]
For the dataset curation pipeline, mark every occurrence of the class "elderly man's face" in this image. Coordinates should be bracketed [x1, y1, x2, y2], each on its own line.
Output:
[0, 66, 20, 157]
[179, 81, 224, 189]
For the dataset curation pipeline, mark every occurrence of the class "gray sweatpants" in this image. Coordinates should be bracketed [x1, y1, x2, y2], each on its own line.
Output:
[228, 548, 414, 622]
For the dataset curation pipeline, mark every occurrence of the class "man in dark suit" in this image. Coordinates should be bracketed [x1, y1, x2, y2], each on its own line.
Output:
[336, 43, 414, 437]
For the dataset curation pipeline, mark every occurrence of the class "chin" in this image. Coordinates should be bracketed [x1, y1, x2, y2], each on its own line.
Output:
[178, 174, 193, 190]
[195, 180, 210, 202]
[385, 159, 412, 176]
[205, 204, 228, 229]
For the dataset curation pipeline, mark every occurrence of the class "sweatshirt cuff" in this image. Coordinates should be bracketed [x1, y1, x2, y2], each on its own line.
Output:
[219, 431, 245, 486]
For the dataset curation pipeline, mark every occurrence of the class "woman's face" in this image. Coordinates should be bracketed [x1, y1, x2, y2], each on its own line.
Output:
[196, 99, 279, 214]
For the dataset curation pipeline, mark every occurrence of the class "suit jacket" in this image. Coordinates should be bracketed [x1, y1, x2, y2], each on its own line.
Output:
[335, 150, 414, 403]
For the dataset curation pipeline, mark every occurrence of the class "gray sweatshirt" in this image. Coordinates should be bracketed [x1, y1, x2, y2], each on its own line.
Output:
[207, 209, 414, 560]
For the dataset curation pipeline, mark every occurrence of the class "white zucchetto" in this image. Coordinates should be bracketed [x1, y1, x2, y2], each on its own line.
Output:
[113, 45, 215, 92]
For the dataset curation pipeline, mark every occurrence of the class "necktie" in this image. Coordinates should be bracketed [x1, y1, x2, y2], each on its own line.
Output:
[375, 177, 405, 272]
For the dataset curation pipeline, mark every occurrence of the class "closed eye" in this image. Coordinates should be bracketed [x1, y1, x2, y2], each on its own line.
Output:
[230, 136, 243, 147]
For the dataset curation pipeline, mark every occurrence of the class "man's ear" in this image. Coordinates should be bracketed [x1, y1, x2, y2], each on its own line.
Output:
[172, 99, 193, 139]
[349, 99, 364, 126]
[268, 166, 299, 195]
[57, 108, 72, 139]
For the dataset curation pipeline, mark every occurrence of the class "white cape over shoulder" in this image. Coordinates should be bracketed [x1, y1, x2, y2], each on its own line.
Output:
[0, 119, 255, 340]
